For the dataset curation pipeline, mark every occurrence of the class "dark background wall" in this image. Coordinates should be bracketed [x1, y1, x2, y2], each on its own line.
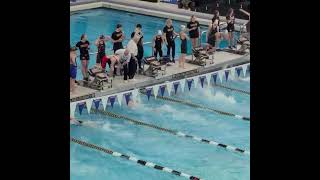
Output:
[159, 0, 250, 20]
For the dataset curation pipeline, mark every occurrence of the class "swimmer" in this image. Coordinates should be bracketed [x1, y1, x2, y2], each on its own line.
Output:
[179, 25, 189, 69]
[70, 117, 82, 125]
[187, 15, 200, 48]
[76, 34, 90, 81]
[70, 117, 99, 128]
[226, 8, 236, 49]
[111, 24, 125, 53]
[127, 98, 142, 109]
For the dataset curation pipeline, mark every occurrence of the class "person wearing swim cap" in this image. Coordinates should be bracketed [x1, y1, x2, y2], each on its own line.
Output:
[153, 30, 164, 59]
[95, 35, 111, 71]
[70, 46, 77, 94]
[111, 24, 125, 53]
[179, 25, 189, 69]
[70, 117, 82, 125]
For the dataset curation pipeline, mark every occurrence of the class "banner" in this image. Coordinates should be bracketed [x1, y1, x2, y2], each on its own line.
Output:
[160, 85, 166, 96]
[109, 96, 116, 108]
[230, 67, 236, 79]
[200, 76, 205, 88]
[173, 82, 179, 94]
[124, 92, 131, 105]
[212, 73, 217, 84]
[242, 64, 248, 77]
[116, 93, 123, 106]
[225, 70, 229, 82]
[218, 70, 224, 83]
[146, 88, 152, 100]
[93, 99, 101, 110]
[101, 95, 109, 110]
[152, 84, 160, 99]
[70, 63, 250, 116]
[187, 79, 193, 91]
[179, 79, 186, 92]
[70, 102, 77, 118]
[193, 75, 199, 88]
[85, 98, 93, 114]
[236, 67, 242, 77]
[166, 81, 173, 96]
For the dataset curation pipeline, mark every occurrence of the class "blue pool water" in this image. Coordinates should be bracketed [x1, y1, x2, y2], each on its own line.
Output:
[70, 8, 239, 80]
[71, 72, 250, 180]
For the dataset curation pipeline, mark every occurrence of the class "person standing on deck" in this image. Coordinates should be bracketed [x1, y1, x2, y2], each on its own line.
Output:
[153, 30, 164, 59]
[95, 35, 111, 72]
[76, 34, 90, 81]
[133, 24, 144, 73]
[226, 8, 236, 49]
[111, 24, 125, 53]
[163, 19, 179, 63]
[187, 15, 200, 48]
[127, 32, 138, 81]
[179, 25, 189, 69]
[210, 10, 222, 51]
[70, 46, 77, 94]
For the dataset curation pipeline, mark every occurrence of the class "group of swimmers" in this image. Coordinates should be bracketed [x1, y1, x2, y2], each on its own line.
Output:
[70, 8, 246, 94]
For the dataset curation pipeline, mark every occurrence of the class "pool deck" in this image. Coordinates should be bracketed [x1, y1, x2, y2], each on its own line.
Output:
[70, 52, 250, 102]
[70, 0, 250, 102]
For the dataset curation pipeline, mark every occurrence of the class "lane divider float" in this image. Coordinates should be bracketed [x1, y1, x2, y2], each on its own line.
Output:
[140, 90, 250, 121]
[213, 84, 250, 95]
[71, 137, 202, 180]
[91, 109, 250, 156]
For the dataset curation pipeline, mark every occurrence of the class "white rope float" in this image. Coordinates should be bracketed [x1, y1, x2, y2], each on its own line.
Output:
[92, 109, 250, 156]
[71, 137, 203, 180]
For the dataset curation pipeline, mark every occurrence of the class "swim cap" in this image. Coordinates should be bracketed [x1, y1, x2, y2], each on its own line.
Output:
[157, 30, 162, 36]
[180, 25, 186, 31]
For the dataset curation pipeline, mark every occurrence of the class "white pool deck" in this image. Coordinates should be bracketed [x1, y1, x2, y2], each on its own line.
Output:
[70, 0, 250, 102]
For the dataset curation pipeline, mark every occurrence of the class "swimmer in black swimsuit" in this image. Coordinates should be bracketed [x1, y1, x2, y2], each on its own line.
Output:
[179, 25, 189, 69]
[163, 19, 179, 63]
[134, 24, 144, 72]
[210, 10, 222, 51]
[111, 24, 125, 53]
[76, 34, 90, 81]
[153, 30, 164, 59]
[226, 8, 236, 49]
[95, 35, 110, 71]
[70, 46, 78, 94]
[187, 15, 200, 48]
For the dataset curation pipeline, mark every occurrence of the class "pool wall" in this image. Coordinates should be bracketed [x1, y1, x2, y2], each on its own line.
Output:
[70, 0, 248, 31]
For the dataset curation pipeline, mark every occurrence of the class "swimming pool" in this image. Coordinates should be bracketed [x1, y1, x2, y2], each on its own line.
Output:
[70, 69, 250, 180]
[70, 8, 240, 80]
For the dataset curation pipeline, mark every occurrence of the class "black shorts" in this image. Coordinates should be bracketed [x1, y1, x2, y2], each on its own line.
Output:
[181, 45, 187, 54]
[80, 54, 89, 60]
[189, 32, 199, 39]
[113, 42, 123, 52]
[227, 24, 235, 32]
[207, 35, 216, 47]
[96, 53, 105, 64]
